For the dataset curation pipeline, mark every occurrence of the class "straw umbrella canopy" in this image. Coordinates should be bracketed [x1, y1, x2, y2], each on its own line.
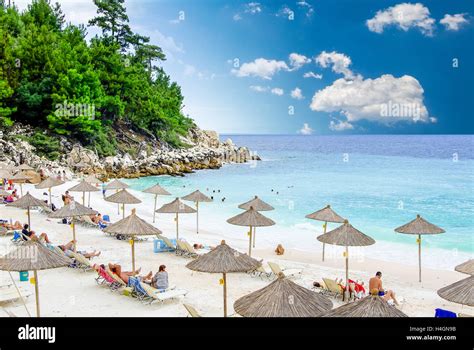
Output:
[105, 189, 141, 219]
[437, 276, 474, 307]
[238, 195, 274, 248]
[6, 192, 48, 230]
[16, 164, 35, 172]
[227, 207, 275, 257]
[142, 183, 171, 223]
[306, 205, 345, 262]
[455, 259, 474, 275]
[182, 190, 212, 234]
[0, 163, 15, 170]
[105, 179, 130, 214]
[49, 201, 98, 251]
[0, 240, 72, 317]
[10, 172, 32, 196]
[103, 209, 162, 271]
[156, 197, 196, 240]
[394, 214, 445, 283]
[323, 293, 407, 317]
[68, 180, 100, 207]
[234, 272, 332, 317]
[318, 220, 375, 301]
[84, 174, 103, 184]
[35, 177, 65, 206]
[186, 240, 261, 317]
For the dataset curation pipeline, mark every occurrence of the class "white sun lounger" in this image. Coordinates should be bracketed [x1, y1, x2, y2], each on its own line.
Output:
[267, 261, 302, 279]
[139, 282, 187, 304]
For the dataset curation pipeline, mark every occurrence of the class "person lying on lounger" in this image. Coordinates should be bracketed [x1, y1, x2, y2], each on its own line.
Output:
[193, 243, 215, 250]
[369, 271, 399, 305]
[58, 240, 101, 259]
[22, 225, 51, 243]
[108, 263, 151, 285]
[0, 220, 22, 230]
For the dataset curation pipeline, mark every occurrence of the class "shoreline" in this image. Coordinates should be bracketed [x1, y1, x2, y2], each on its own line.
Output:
[0, 181, 471, 317]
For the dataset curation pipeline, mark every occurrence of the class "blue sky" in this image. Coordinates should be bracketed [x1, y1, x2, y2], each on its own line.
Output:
[16, 0, 474, 135]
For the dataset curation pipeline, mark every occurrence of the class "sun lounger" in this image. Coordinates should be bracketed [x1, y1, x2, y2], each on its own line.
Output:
[105, 267, 127, 291]
[0, 289, 32, 304]
[78, 215, 99, 228]
[183, 303, 202, 317]
[249, 264, 273, 279]
[138, 282, 187, 304]
[322, 278, 344, 299]
[69, 252, 93, 271]
[182, 241, 210, 257]
[176, 240, 192, 257]
[458, 313, 473, 317]
[156, 235, 176, 252]
[267, 262, 302, 279]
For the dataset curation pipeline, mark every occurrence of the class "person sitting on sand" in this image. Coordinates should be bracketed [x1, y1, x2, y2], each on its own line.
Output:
[58, 240, 101, 259]
[275, 244, 285, 255]
[369, 271, 399, 305]
[108, 263, 150, 285]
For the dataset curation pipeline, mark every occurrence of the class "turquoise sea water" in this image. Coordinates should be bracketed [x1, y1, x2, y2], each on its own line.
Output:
[123, 135, 474, 256]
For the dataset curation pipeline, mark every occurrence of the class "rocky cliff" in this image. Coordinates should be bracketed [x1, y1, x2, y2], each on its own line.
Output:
[0, 124, 259, 179]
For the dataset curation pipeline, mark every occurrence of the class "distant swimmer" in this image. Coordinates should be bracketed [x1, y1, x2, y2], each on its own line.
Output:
[222, 197, 226, 202]
[211, 196, 214, 200]
[218, 189, 220, 193]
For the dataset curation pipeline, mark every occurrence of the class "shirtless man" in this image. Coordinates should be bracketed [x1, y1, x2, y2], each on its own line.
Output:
[369, 271, 399, 305]
[108, 263, 151, 285]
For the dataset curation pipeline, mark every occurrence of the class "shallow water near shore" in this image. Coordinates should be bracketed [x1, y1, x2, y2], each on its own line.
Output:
[122, 134, 474, 269]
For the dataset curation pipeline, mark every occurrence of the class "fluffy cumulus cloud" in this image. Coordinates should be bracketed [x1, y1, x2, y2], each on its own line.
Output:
[440, 14, 470, 31]
[291, 87, 304, 100]
[366, 3, 435, 36]
[329, 120, 354, 131]
[315, 51, 354, 79]
[249, 85, 269, 93]
[310, 74, 429, 125]
[234, 2, 262, 20]
[303, 71, 323, 79]
[271, 88, 284, 96]
[289, 53, 311, 70]
[232, 58, 289, 79]
[299, 123, 313, 135]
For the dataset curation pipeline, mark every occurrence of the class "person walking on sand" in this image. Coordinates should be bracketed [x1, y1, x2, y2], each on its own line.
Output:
[369, 271, 399, 306]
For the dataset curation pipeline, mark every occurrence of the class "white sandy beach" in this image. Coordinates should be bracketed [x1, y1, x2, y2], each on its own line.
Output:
[0, 180, 472, 317]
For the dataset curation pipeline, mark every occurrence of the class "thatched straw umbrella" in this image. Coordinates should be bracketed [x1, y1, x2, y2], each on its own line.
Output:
[105, 189, 141, 219]
[35, 177, 65, 206]
[0, 240, 72, 317]
[10, 172, 32, 196]
[48, 201, 98, 251]
[103, 209, 162, 271]
[156, 197, 196, 240]
[323, 293, 407, 317]
[318, 220, 375, 301]
[234, 272, 332, 317]
[68, 180, 100, 207]
[84, 174, 103, 185]
[182, 190, 212, 234]
[227, 207, 275, 257]
[0, 163, 14, 170]
[437, 276, 473, 307]
[105, 179, 129, 214]
[455, 259, 474, 275]
[16, 164, 35, 172]
[306, 205, 345, 262]
[239, 195, 274, 248]
[394, 214, 445, 282]
[186, 240, 261, 317]
[6, 192, 48, 229]
[142, 183, 171, 223]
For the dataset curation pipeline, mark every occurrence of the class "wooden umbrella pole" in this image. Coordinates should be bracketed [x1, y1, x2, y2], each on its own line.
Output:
[418, 234, 422, 283]
[345, 246, 349, 302]
[48, 188, 52, 208]
[322, 221, 327, 262]
[116, 189, 119, 214]
[122, 203, 125, 219]
[223, 272, 227, 317]
[176, 213, 179, 240]
[196, 201, 199, 234]
[8, 271, 31, 317]
[33, 270, 40, 317]
[253, 227, 256, 248]
[72, 218, 77, 252]
[82, 191, 85, 206]
[27, 208, 31, 231]
[153, 195, 157, 223]
[248, 226, 253, 257]
[131, 237, 135, 272]
[20, 183, 23, 197]
[88, 191, 91, 207]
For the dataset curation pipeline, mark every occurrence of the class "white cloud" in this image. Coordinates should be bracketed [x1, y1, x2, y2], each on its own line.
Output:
[440, 14, 469, 31]
[271, 88, 284, 96]
[277, 6, 294, 18]
[303, 71, 323, 79]
[291, 87, 304, 100]
[233, 14, 243, 21]
[366, 3, 435, 36]
[289, 53, 311, 70]
[310, 74, 429, 124]
[329, 120, 354, 131]
[245, 2, 262, 14]
[297, 1, 315, 18]
[231, 58, 289, 80]
[249, 85, 269, 92]
[315, 51, 354, 79]
[299, 123, 313, 135]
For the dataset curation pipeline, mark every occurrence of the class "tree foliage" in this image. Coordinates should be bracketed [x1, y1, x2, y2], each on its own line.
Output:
[0, 0, 194, 157]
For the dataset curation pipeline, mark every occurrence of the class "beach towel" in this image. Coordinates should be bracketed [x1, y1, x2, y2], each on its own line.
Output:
[98, 267, 115, 283]
[435, 308, 457, 318]
[128, 276, 148, 296]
